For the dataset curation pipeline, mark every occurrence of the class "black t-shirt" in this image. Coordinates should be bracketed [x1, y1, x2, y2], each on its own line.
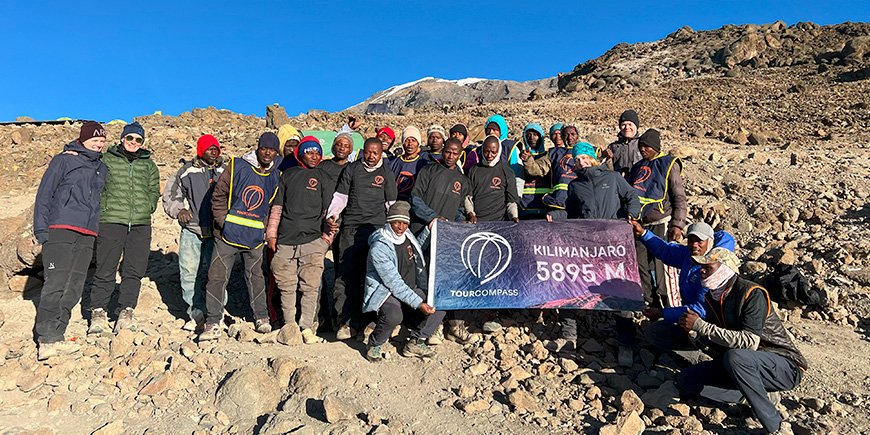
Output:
[468, 162, 518, 222]
[411, 163, 471, 232]
[335, 160, 398, 227]
[394, 238, 417, 289]
[318, 159, 348, 192]
[275, 166, 332, 245]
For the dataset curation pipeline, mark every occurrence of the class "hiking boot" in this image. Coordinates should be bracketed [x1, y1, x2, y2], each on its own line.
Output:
[336, 324, 352, 341]
[446, 323, 479, 345]
[426, 324, 444, 345]
[255, 318, 272, 334]
[366, 343, 383, 362]
[87, 308, 110, 335]
[618, 346, 634, 367]
[114, 307, 137, 334]
[198, 323, 222, 341]
[37, 340, 81, 361]
[183, 308, 205, 331]
[301, 328, 324, 344]
[482, 320, 502, 334]
[402, 338, 436, 358]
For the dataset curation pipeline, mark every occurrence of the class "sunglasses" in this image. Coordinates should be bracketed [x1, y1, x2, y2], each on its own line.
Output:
[124, 135, 144, 144]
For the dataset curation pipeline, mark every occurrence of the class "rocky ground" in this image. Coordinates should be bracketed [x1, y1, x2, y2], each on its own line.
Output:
[0, 19, 869, 435]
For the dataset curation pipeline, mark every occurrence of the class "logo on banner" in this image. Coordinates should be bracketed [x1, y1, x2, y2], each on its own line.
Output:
[461, 232, 512, 284]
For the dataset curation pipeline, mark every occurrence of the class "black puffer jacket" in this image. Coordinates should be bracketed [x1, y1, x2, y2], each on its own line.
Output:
[565, 166, 640, 220]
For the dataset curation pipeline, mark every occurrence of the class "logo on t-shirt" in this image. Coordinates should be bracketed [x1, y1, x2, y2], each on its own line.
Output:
[490, 176, 502, 189]
[373, 175, 384, 188]
[451, 181, 462, 194]
[407, 244, 415, 262]
[306, 177, 318, 191]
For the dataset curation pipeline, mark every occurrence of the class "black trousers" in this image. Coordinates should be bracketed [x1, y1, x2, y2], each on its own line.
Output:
[333, 224, 376, 330]
[369, 288, 446, 346]
[35, 229, 95, 343]
[635, 222, 667, 308]
[88, 224, 151, 314]
[677, 349, 802, 433]
[204, 238, 269, 324]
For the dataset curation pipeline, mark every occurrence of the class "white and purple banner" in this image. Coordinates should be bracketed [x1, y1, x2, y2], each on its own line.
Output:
[427, 220, 643, 311]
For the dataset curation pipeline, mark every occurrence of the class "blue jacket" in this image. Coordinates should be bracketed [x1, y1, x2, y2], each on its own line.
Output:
[640, 230, 736, 322]
[363, 225, 429, 313]
[34, 141, 107, 243]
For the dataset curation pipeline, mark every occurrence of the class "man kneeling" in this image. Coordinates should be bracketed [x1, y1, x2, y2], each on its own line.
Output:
[362, 201, 445, 361]
[677, 248, 807, 434]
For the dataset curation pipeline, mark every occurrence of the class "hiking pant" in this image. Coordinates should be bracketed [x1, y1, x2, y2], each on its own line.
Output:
[643, 320, 706, 365]
[88, 223, 151, 314]
[271, 238, 329, 330]
[204, 239, 268, 325]
[369, 288, 446, 346]
[333, 224, 376, 330]
[635, 222, 667, 308]
[178, 228, 222, 319]
[35, 229, 95, 343]
[677, 349, 802, 434]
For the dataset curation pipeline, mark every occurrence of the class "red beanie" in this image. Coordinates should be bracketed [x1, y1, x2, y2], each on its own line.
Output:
[377, 127, 395, 144]
[196, 134, 221, 157]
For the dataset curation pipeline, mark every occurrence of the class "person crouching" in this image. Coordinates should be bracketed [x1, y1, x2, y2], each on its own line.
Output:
[362, 201, 444, 361]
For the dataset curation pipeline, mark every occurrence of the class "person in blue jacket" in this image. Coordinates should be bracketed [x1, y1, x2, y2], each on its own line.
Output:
[629, 220, 736, 363]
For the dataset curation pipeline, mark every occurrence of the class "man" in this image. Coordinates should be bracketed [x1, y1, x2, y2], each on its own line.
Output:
[326, 138, 398, 340]
[516, 123, 551, 219]
[87, 122, 160, 335]
[466, 135, 519, 224]
[163, 134, 226, 331]
[549, 122, 564, 148]
[410, 139, 471, 234]
[676, 248, 807, 434]
[602, 110, 643, 177]
[629, 221, 736, 362]
[277, 124, 302, 172]
[33, 122, 107, 360]
[363, 201, 444, 361]
[267, 137, 332, 344]
[199, 132, 282, 341]
[426, 124, 447, 162]
[627, 129, 687, 309]
[388, 126, 429, 201]
[484, 115, 520, 174]
[377, 127, 397, 158]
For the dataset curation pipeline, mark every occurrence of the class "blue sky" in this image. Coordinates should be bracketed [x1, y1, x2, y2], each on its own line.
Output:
[1, 1, 867, 122]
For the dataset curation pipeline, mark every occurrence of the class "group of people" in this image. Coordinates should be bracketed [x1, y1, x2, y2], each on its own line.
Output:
[32, 111, 805, 434]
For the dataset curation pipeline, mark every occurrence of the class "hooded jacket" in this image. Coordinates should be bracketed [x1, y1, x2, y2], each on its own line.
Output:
[363, 225, 429, 313]
[485, 115, 521, 175]
[518, 123, 550, 213]
[34, 141, 107, 242]
[100, 144, 160, 226]
[605, 135, 642, 176]
[163, 156, 226, 236]
[565, 166, 640, 221]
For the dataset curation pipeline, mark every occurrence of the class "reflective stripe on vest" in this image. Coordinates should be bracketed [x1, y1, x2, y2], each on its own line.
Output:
[225, 214, 265, 229]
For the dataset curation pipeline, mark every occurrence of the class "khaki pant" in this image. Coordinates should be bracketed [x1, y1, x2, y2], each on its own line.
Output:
[271, 238, 329, 330]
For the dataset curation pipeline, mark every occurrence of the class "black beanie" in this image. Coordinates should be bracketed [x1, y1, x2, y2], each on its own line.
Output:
[78, 121, 106, 143]
[258, 132, 281, 151]
[638, 129, 661, 152]
[619, 110, 640, 128]
[449, 124, 468, 139]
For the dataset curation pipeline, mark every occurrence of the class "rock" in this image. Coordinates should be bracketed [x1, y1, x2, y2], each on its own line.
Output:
[599, 410, 645, 435]
[277, 324, 303, 346]
[216, 366, 282, 421]
[743, 261, 767, 274]
[748, 131, 767, 146]
[528, 88, 544, 101]
[508, 390, 540, 413]
[265, 104, 290, 129]
[139, 372, 173, 396]
[581, 339, 603, 353]
[457, 398, 490, 414]
[457, 385, 476, 399]
[271, 357, 300, 387]
[91, 420, 125, 435]
[640, 381, 679, 410]
[559, 358, 579, 373]
[619, 390, 644, 415]
[259, 412, 307, 435]
[803, 397, 825, 411]
[585, 386, 602, 401]
[668, 403, 690, 416]
[586, 133, 609, 150]
[468, 362, 489, 376]
[10, 128, 33, 145]
[7, 274, 42, 293]
[17, 367, 48, 392]
[111, 329, 136, 358]
[323, 395, 354, 423]
[288, 366, 323, 397]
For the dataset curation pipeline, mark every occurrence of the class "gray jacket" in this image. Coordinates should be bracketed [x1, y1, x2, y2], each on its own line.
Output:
[163, 157, 226, 236]
[604, 136, 642, 176]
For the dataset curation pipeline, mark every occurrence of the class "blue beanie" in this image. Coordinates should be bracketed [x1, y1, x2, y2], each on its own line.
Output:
[258, 132, 281, 151]
[549, 122, 564, 135]
[297, 136, 322, 156]
[572, 142, 597, 159]
[121, 122, 145, 139]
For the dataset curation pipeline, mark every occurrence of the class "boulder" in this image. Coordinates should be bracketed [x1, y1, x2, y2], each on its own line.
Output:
[215, 366, 282, 421]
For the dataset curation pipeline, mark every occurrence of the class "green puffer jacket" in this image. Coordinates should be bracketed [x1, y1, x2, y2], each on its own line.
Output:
[100, 144, 161, 225]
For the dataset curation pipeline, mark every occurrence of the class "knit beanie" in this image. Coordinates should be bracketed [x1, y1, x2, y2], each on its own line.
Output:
[549, 122, 564, 135]
[78, 121, 106, 143]
[401, 126, 422, 145]
[571, 142, 598, 159]
[427, 124, 447, 140]
[196, 134, 221, 157]
[121, 122, 145, 139]
[377, 127, 396, 145]
[277, 124, 301, 146]
[258, 132, 281, 151]
[449, 124, 468, 139]
[386, 201, 411, 224]
[295, 136, 322, 158]
[638, 129, 662, 153]
[619, 110, 640, 128]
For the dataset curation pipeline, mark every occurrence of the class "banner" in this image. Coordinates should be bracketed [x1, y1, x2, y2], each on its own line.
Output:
[427, 220, 643, 311]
